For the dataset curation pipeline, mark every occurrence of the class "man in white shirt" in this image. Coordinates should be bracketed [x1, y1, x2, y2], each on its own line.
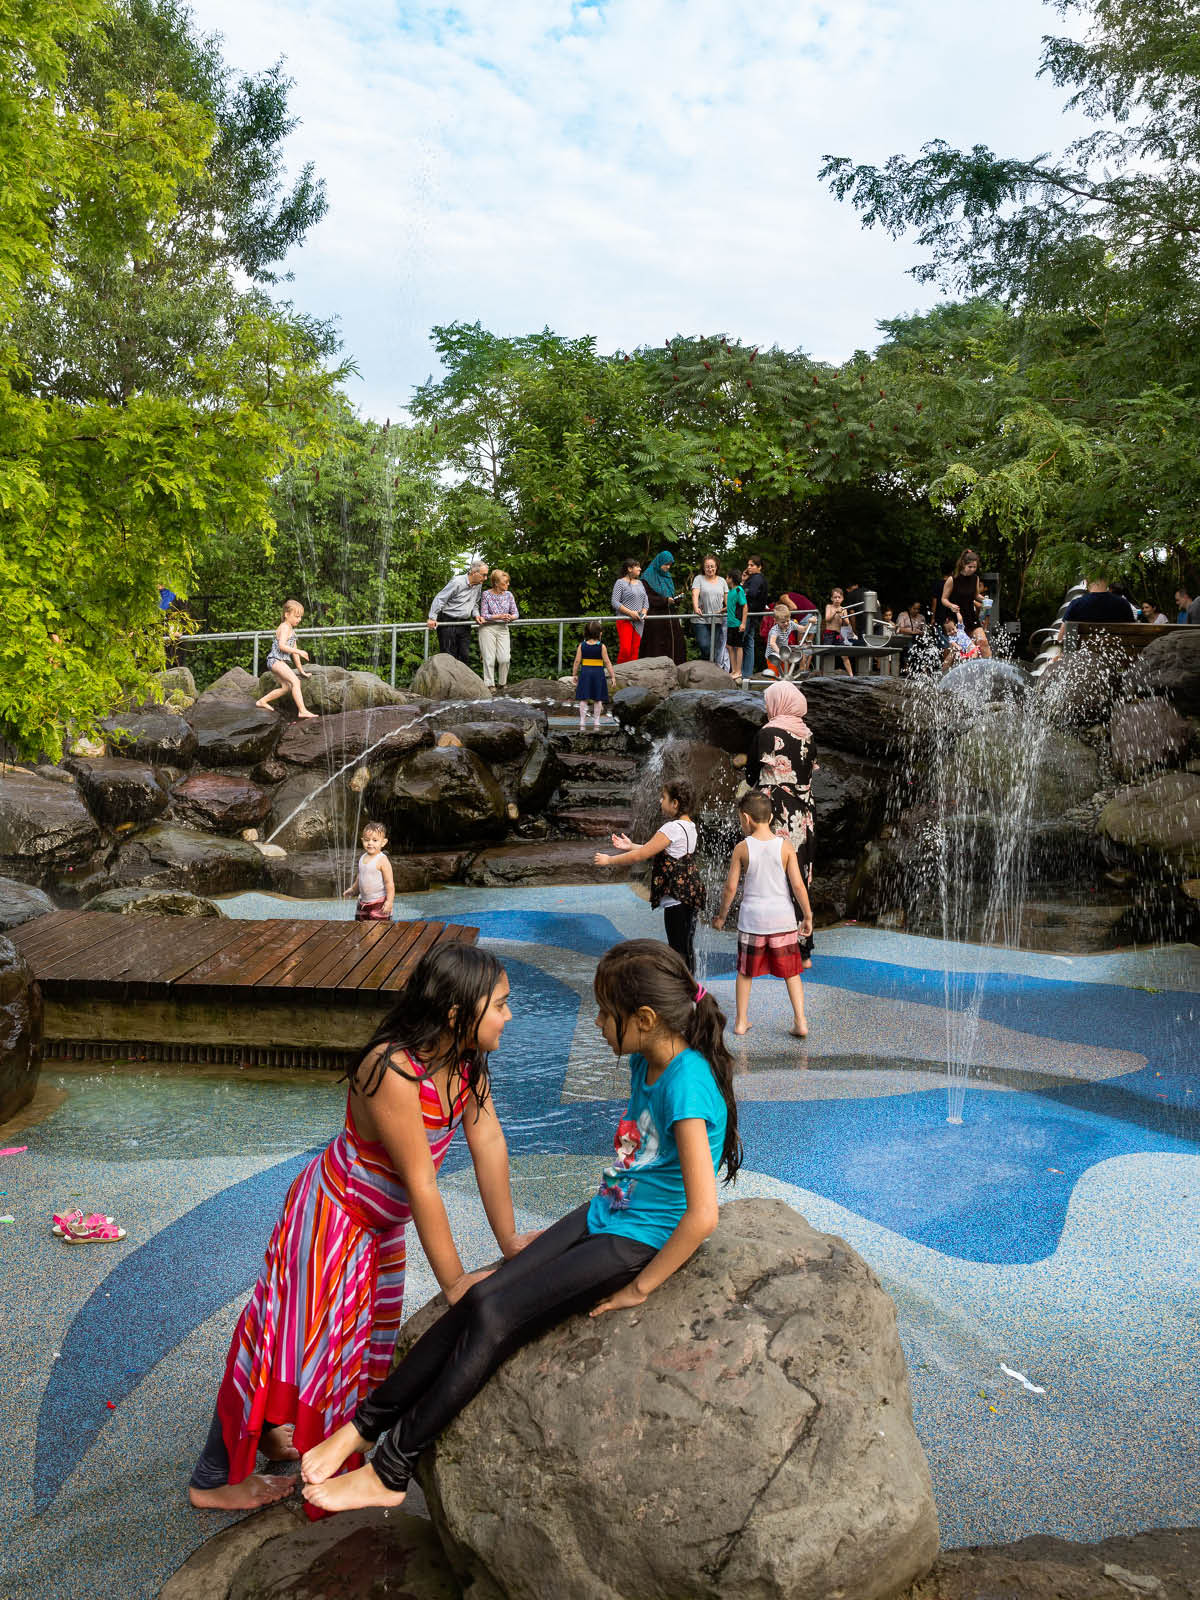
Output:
[427, 561, 488, 664]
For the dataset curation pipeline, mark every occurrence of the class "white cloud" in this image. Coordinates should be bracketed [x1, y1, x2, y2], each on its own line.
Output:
[186, 0, 1090, 417]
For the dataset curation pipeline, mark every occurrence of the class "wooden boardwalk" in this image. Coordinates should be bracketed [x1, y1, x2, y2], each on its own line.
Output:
[10, 911, 477, 1069]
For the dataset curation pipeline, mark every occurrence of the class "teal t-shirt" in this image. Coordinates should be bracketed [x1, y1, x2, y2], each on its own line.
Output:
[726, 585, 746, 628]
[586, 1048, 727, 1249]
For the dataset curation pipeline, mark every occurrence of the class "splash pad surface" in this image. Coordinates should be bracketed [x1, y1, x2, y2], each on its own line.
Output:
[2, 884, 1197, 1598]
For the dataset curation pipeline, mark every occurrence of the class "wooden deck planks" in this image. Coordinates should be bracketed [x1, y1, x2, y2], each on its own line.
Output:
[361, 919, 445, 992]
[344, 921, 427, 993]
[176, 919, 316, 988]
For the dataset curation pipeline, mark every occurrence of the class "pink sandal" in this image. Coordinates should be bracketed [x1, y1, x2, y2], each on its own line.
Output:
[52, 1210, 115, 1237]
[56, 1214, 127, 1243]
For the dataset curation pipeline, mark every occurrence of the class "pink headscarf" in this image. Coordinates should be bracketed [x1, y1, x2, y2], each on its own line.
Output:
[763, 680, 813, 741]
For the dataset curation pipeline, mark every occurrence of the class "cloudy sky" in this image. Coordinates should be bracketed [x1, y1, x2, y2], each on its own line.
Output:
[187, 0, 1087, 419]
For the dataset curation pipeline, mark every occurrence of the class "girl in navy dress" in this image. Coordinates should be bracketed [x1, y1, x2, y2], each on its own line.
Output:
[572, 619, 616, 729]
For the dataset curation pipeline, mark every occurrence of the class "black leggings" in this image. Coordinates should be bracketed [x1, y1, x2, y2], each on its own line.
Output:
[662, 904, 697, 972]
[355, 1204, 654, 1491]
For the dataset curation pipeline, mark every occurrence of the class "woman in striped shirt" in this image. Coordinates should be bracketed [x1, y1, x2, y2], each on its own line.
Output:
[478, 570, 519, 689]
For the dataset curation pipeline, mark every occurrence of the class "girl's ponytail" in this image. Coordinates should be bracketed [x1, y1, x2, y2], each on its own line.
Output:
[594, 940, 742, 1182]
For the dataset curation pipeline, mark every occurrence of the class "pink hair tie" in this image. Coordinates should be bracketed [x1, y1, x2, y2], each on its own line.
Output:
[694, 984, 708, 1004]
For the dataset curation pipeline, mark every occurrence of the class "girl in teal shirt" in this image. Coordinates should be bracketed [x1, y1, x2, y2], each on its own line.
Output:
[300, 939, 741, 1511]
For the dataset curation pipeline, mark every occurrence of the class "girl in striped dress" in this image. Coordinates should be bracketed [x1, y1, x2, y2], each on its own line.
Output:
[187, 944, 535, 1513]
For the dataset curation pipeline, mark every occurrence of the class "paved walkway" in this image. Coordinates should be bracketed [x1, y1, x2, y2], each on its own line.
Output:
[1, 887, 1196, 1599]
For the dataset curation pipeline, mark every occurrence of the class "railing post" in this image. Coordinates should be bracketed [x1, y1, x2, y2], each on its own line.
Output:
[253, 634, 260, 677]
[390, 626, 397, 687]
[557, 622, 564, 676]
[423, 626, 430, 660]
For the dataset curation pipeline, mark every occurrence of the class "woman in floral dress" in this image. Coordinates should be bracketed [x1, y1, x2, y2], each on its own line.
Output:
[744, 680, 816, 967]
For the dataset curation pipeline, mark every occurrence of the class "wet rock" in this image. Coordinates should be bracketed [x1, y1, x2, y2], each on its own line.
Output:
[612, 653, 678, 699]
[901, 1526, 1200, 1600]
[411, 1198, 938, 1600]
[1110, 697, 1193, 780]
[505, 676, 575, 705]
[675, 659, 738, 690]
[465, 838, 642, 886]
[642, 688, 767, 753]
[409, 652, 490, 701]
[610, 683, 665, 726]
[366, 747, 507, 846]
[266, 771, 360, 854]
[82, 886, 223, 917]
[31, 765, 75, 786]
[263, 849, 467, 898]
[0, 936, 41, 1123]
[0, 877, 55, 931]
[516, 737, 561, 811]
[550, 805, 631, 838]
[0, 769, 102, 879]
[252, 757, 290, 785]
[430, 720, 534, 763]
[101, 709, 198, 767]
[629, 740, 738, 841]
[275, 705, 431, 770]
[811, 748, 893, 857]
[956, 712, 1099, 818]
[255, 664, 407, 715]
[224, 1505, 460, 1600]
[58, 824, 264, 901]
[421, 700, 547, 737]
[1043, 643, 1127, 728]
[186, 703, 281, 767]
[64, 757, 168, 828]
[1098, 771, 1200, 874]
[791, 676, 908, 761]
[190, 666, 261, 709]
[1123, 627, 1200, 716]
[171, 772, 273, 833]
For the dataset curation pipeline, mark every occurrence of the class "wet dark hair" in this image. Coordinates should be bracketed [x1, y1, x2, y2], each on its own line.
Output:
[347, 943, 504, 1109]
[738, 791, 773, 823]
[593, 940, 742, 1182]
[661, 777, 695, 816]
[584, 619, 603, 640]
[361, 819, 387, 837]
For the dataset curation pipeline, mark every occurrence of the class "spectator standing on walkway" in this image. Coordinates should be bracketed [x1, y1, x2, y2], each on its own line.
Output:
[740, 556, 768, 683]
[427, 560, 488, 665]
[640, 551, 687, 663]
[1175, 586, 1200, 623]
[477, 570, 518, 689]
[725, 569, 747, 678]
[611, 559, 649, 663]
[692, 556, 728, 662]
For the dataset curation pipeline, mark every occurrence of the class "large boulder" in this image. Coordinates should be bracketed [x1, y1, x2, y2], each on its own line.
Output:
[630, 740, 738, 841]
[275, 705, 432, 769]
[266, 770, 360, 853]
[811, 748, 893, 858]
[57, 824, 264, 901]
[516, 737, 562, 812]
[0, 936, 41, 1122]
[186, 703, 282, 767]
[610, 684, 665, 727]
[64, 756, 168, 828]
[675, 658, 738, 691]
[612, 654, 678, 699]
[791, 676, 907, 761]
[642, 688, 767, 754]
[0, 876, 55, 932]
[1109, 696, 1194, 780]
[1123, 627, 1200, 716]
[410, 1198, 938, 1600]
[955, 711, 1099, 819]
[154, 665, 197, 701]
[171, 772, 273, 833]
[1098, 771, 1200, 875]
[82, 886, 223, 917]
[410, 653, 490, 702]
[366, 747, 507, 846]
[464, 839, 641, 886]
[190, 665, 260, 709]
[101, 709, 199, 766]
[263, 848, 467, 898]
[0, 768, 102, 879]
[421, 700, 547, 737]
[256, 663, 407, 715]
[506, 677, 575, 706]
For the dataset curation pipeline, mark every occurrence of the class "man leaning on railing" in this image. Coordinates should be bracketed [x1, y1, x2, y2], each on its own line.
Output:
[427, 560, 489, 665]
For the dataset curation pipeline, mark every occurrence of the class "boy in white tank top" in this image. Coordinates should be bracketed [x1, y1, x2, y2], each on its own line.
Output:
[713, 792, 813, 1039]
[343, 820, 395, 921]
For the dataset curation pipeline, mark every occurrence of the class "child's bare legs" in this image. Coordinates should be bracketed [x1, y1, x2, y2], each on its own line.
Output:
[578, 699, 588, 729]
[785, 972, 807, 1038]
[257, 662, 317, 718]
[301, 1420, 371, 1485]
[592, 701, 603, 730]
[188, 1475, 296, 1510]
[733, 973, 752, 1035]
[729, 643, 742, 677]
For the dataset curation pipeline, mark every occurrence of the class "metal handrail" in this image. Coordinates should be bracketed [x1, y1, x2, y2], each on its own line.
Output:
[175, 607, 798, 679]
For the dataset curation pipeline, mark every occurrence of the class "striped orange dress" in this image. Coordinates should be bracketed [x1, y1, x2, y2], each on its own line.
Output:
[214, 1054, 469, 1499]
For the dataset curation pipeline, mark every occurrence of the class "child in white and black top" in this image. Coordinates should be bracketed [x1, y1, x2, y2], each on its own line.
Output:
[593, 779, 704, 971]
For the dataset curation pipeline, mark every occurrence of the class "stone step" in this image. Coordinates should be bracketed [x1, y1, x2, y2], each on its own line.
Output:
[465, 837, 643, 887]
[548, 726, 630, 756]
[549, 806, 632, 839]
[556, 779, 633, 805]
[556, 750, 638, 782]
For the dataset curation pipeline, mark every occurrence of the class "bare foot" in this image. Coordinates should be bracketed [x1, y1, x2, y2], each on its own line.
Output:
[298, 710, 319, 720]
[790, 1024, 808, 1039]
[261, 1423, 300, 1462]
[302, 1421, 370, 1485]
[255, 698, 276, 711]
[188, 1474, 295, 1510]
[303, 1462, 406, 1513]
[733, 1020, 751, 1036]
[801, 959, 813, 971]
